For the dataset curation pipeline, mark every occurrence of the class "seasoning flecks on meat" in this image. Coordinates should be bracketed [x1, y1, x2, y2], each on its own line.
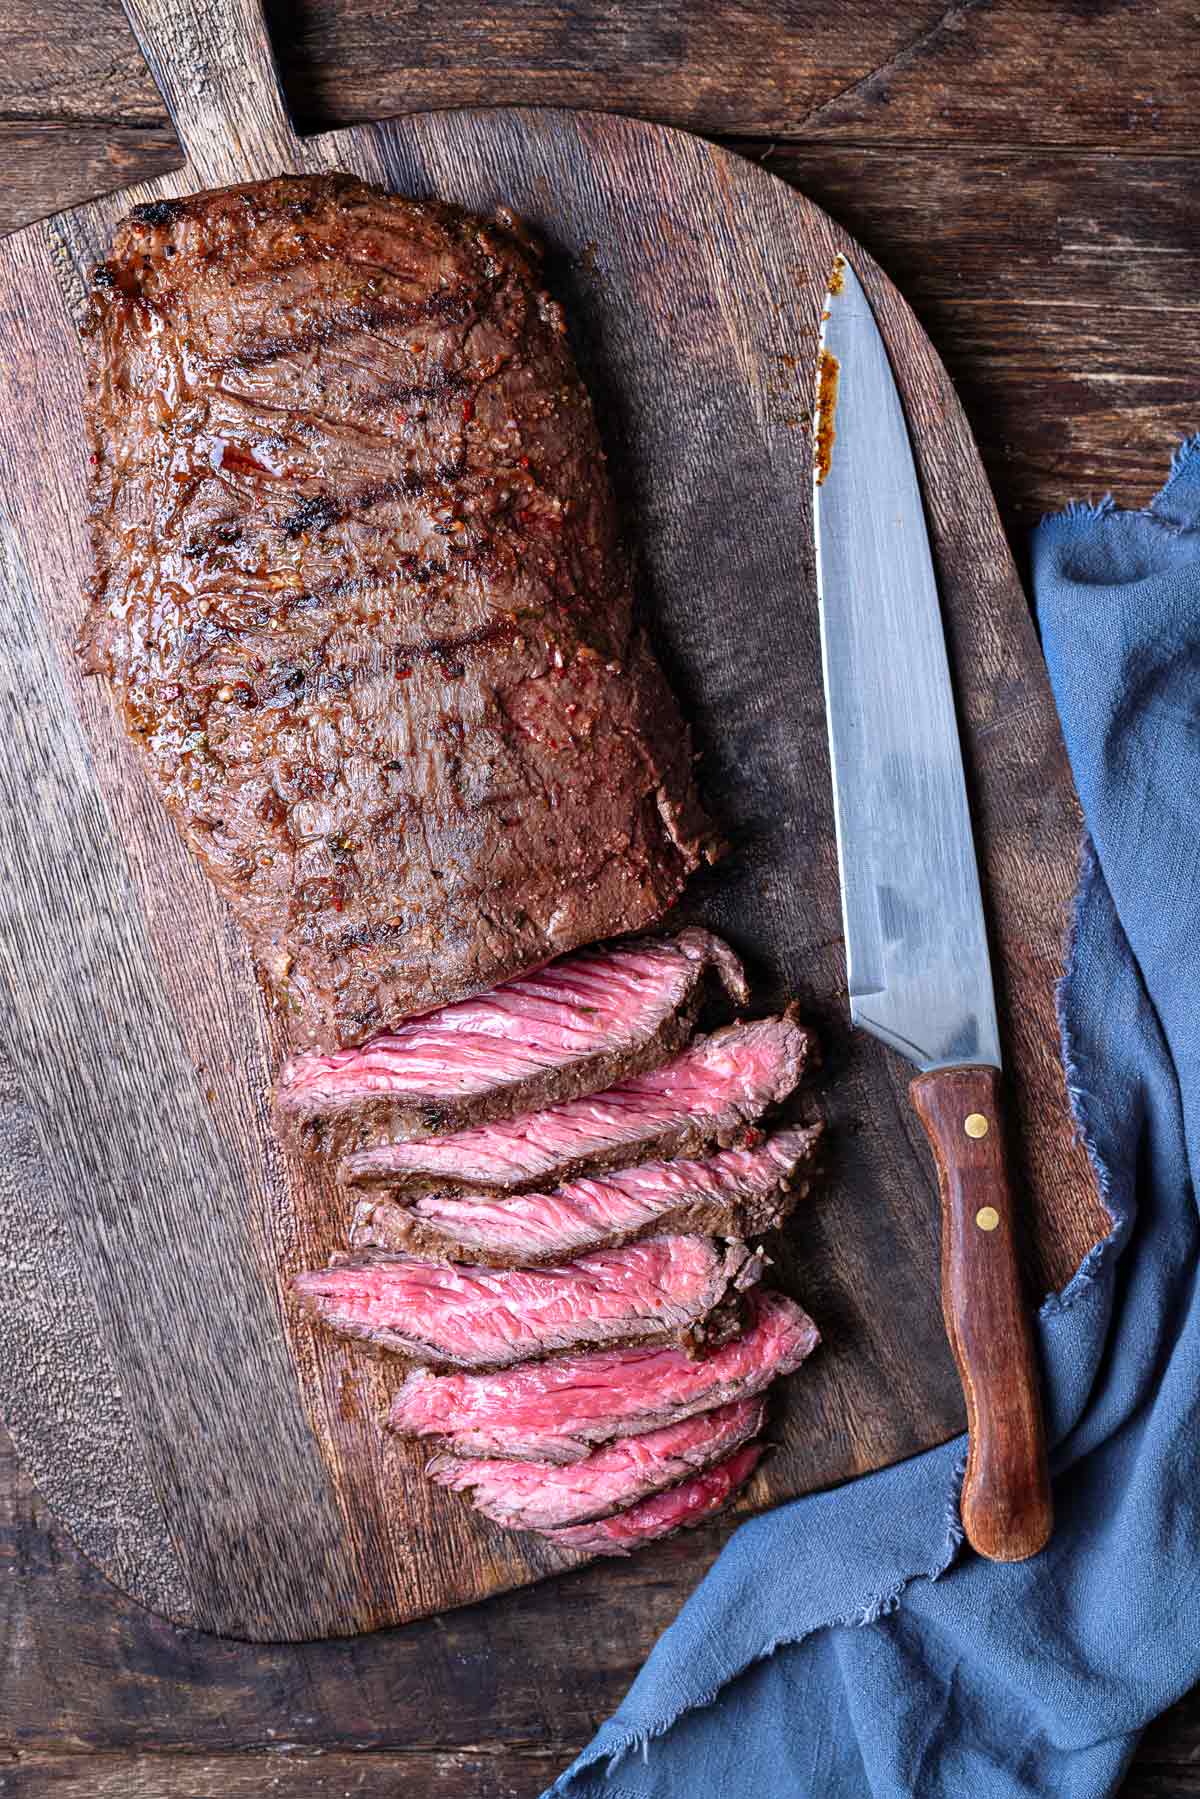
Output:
[80, 175, 713, 1048]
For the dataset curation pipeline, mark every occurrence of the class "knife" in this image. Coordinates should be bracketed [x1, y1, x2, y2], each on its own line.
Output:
[811, 256, 1052, 1562]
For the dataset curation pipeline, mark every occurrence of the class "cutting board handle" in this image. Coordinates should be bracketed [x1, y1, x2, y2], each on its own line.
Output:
[121, 0, 303, 187]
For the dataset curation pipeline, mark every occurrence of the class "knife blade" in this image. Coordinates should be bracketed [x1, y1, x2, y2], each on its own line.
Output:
[812, 256, 1052, 1562]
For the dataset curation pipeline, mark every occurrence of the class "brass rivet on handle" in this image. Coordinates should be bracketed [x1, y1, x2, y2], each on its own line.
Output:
[976, 1206, 1001, 1232]
[964, 1112, 989, 1139]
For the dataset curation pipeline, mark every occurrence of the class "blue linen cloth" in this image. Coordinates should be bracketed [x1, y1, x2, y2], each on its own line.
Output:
[547, 438, 1200, 1798]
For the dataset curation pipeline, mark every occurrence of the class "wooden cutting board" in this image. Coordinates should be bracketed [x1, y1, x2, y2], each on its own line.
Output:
[0, 0, 1104, 1640]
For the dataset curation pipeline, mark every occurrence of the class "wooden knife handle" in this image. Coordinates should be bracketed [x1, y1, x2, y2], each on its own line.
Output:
[909, 1064, 1052, 1562]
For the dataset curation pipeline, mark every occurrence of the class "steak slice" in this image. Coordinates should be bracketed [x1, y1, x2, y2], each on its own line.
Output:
[351, 1125, 823, 1267]
[276, 928, 746, 1154]
[427, 1395, 765, 1531]
[293, 1235, 759, 1369]
[344, 1013, 814, 1196]
[541, 1442, 763, 1556]
[388, 1287, 818, 1461]
[79, 173, 713, 1049]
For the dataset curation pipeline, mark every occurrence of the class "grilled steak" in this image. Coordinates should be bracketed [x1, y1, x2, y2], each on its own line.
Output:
[277, 928, 745, 1153]
[541, 1442, 763, 1556]
[351, 1125, 822, 1266]
[344, 1013, 814, 1195]
[388, 1287, 818, 1461]
[79, 173, 712, 1049]
[293, 1235, 758, 1369]
[427, 1395, 765, 1531]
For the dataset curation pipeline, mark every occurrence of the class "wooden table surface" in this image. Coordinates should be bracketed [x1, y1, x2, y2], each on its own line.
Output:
[2, 3, 1197, 1793]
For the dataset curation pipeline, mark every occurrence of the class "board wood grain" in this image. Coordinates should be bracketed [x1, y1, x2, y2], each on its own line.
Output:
[0, 0, 1104, 1638]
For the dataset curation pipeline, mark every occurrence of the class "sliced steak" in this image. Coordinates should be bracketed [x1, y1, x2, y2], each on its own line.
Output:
[351, 1125, 822, 1266]
[542, 1442, 763, 1556]
[80, 173, 713, 1049]
[294, 1235, 758, 1370]
[388, 1287, 818, 1461]
[276, 928, 746, 1153]
[345, 1013, 814, 1196]
[428, 1395, 765, 1531]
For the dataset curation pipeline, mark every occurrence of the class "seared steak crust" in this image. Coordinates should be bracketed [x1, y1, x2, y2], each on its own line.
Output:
[80, 174, 710, 1047]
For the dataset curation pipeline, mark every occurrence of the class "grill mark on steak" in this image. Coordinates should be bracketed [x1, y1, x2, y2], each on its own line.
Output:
[215, 284, 476, 372]
[391, 618, 521, 678]
[79, 173, 714, 1045]
[359, 368, 472, 411]
[278, 471, 435, 538]
[130, 198, 189, 227]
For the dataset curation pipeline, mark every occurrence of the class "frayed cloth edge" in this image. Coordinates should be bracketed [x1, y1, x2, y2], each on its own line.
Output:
[545, 1458, 970, 1794]
[1041, 835, 1130, 1320]
[1163, 430, 1200, 490]
[1038, 432, 1200, 534]
[1038, 494, 1116, 528]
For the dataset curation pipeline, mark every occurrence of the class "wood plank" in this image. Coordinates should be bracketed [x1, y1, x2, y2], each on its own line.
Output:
[267, 0, 951, 137]
[5, 0, 1200, 233]
[0, 0, 166, 122]
[251, 0, 1200, 146]
[0, 125, 181, 239]
[4, 1751, 1200, 1799]
[4, 0, 1198, 152]
[0, 1749, 566, 1797]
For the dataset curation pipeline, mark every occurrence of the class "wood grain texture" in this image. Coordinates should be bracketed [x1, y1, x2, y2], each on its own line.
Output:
[9, 0, 1200, 150]
[0, 0, 1103, 1641]
[911, 1064, 1051, 1562]
[0, 1425, 714, 1754]
[0, 1749, 565, 1797]
[0, 1423, 1194, 1796]
[8, 1754, 1198, 1799]
[121, 0, 301, 185]
[268, 0, 1200, 146]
